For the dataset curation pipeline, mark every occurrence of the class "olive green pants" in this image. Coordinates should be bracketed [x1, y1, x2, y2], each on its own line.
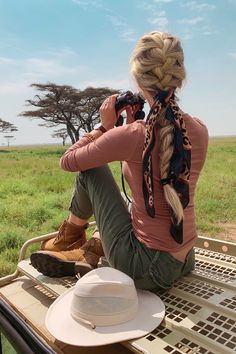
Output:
[69, 165, 195, 290]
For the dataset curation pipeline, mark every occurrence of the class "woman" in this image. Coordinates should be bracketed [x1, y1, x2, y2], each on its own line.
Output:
[31, 31, 208, 290]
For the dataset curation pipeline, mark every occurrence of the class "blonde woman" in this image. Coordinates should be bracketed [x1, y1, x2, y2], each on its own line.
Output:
[31, 32, 208, 290]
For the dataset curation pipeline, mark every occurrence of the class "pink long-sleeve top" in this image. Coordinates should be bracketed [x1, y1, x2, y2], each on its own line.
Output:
[60, 113, 208, 252]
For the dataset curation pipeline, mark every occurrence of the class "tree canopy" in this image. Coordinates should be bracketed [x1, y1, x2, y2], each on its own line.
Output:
[52, 128, 68, 146]
[0, 118, 18, 133]
[20, 83, 119, 144]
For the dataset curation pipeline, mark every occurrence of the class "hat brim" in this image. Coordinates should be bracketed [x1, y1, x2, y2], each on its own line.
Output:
[45, 287, 165, 346]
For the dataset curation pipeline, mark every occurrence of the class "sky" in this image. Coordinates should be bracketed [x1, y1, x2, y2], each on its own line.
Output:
[0, 0, 235, 146]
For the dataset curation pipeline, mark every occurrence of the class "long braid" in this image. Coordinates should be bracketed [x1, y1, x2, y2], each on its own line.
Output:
[131, 32, 191, 243]
[158, 117, 184, 223]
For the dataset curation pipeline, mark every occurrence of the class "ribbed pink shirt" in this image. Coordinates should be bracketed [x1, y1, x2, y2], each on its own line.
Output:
[60, 113, 208, 252]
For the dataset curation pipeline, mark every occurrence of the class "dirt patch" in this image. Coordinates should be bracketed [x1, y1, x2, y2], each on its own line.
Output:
[215, 222, 236, 243]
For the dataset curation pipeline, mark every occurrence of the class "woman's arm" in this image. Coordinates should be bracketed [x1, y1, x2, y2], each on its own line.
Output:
[60, 123, 143, 172]
[60, 94, 142, 172]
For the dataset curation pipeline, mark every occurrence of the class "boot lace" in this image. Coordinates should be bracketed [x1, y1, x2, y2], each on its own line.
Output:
[54, 220, 67, 242]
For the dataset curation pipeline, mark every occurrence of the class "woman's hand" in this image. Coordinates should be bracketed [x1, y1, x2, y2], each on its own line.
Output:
[99, 95, 119, 131]
[126, 104, 141, 124]
[100, 94, 140, 129]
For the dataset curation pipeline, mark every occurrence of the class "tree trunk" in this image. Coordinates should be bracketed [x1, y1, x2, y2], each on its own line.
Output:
[74, 130, 79, 141]
[67, 125, 76, 144]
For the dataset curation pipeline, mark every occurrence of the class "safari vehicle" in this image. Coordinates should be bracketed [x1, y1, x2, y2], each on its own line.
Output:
[0, 221, 235, 354]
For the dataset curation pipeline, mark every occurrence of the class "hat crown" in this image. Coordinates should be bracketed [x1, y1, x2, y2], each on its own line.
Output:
[74, 267, 136, 298]
[79, 266, 133, 285]
[70, 267, 139, 327]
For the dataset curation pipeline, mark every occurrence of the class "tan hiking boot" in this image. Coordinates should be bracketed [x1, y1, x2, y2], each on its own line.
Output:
[41, 220, 88, 252]
[31, 238, 104, 277]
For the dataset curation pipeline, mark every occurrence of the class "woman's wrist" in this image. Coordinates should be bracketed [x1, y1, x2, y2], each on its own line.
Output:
[82, 122, 112, 142]
[98, 123, 114, 131]
[96, 124, 107, 133]
[83, 129, 103, 142]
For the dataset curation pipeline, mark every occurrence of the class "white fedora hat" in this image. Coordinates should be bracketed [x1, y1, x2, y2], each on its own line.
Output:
[45, 267, 165, 346]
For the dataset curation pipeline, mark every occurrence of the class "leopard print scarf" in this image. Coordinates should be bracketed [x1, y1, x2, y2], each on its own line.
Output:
[142, 90, 192, 244]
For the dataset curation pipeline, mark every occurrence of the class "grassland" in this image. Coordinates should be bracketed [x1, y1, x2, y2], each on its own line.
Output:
[195, 137, 236, 237]
[0, 137, 235, 278]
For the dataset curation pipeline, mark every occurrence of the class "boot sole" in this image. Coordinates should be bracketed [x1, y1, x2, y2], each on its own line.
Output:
[30, 252, 94, 278]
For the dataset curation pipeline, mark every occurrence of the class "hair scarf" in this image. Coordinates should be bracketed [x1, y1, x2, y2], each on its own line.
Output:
[142, 90, 192, 244]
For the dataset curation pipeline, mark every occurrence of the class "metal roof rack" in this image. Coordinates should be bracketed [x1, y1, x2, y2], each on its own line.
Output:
[0, 224, 235, 354]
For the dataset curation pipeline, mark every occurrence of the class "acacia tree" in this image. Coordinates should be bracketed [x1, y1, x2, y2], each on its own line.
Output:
[20, 83, 119, 144]
[52, 128, 68, 146]
[0, 118, 18, 133]
[4, 135, 15, 147]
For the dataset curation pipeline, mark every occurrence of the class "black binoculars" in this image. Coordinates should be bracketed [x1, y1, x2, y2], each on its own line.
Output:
[114, 91, 146, 126]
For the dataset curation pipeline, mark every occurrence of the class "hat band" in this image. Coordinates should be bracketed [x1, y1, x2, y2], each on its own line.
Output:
[71, 300, 138, 327]
[71, 313, 96, 329]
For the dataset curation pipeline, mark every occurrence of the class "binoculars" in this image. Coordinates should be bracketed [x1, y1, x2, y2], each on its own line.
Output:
[114, 91, 146, 126]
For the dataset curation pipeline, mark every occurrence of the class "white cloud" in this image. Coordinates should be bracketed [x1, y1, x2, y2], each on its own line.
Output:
[43, 47, 79, 59]
[138, 2, 169, 32]
[178, 17, 204, 25]
[0, 82, 31, 95]
[0, 49, 86, 80]
[202, 29, 218, 36]
[0, 30, 23, 52]
[106, 15, 136, 42]
[182, 32, 193, 41]
[121, 30, 136, 42]
[182, 1, 215, 11]
[0, 57, 16, 64]
[79, 78, 130, 90]
[180, 23, 217, 40]
[23, 58, 83, 79]
[72, 0, 112, 13]
[148, 12, 169, 29]
[228, 52, 236, 59]
[153, 0, 174, 3]
[107, 15, 125, 28]
[142, 0, 213, 36]
[177, 8, 217, 39]
[0, 49, 88, 96]
[72, 0, 103, 9]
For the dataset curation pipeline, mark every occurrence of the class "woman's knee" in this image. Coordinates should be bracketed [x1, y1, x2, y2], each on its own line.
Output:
[77, 165, 112, 188]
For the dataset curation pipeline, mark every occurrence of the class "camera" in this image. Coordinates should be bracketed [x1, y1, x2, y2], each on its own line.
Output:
[114, 91, 146, 126]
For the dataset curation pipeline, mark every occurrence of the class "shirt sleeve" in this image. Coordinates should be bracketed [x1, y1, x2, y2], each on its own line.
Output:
[60, 123, 143, 172]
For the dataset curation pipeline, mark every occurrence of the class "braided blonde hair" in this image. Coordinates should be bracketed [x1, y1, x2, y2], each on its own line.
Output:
[130, 32, 186, 223]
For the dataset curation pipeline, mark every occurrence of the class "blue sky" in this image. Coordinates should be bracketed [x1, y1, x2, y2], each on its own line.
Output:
[0, 0, 235, 145]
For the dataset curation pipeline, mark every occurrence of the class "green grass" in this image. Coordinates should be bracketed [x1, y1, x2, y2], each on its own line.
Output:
[0, 138, 235, 277]
[195, 137, 236, 235]
[1, 335, 17, 354]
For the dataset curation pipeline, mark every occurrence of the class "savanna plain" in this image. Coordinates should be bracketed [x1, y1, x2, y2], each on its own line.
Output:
[0, 137, 236, 353]
[0, 137, 235, 278]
